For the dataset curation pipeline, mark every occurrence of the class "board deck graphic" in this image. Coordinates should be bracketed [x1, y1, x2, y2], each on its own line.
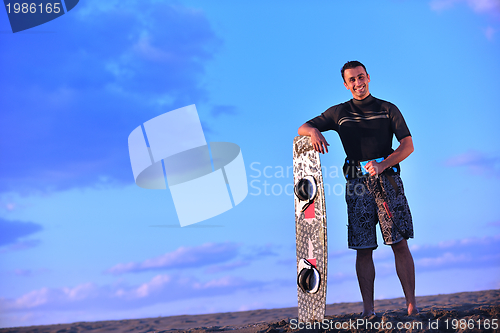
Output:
[293, 135, 328, 323]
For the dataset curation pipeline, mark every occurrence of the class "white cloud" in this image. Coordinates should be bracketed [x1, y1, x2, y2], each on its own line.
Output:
[106, 242, 282, 275]
[485, 26, 496, 39]
[204, 260, 250, 274]
[417, 251, 471, 267]
[466, 0, 500, 13]
[133, 33, 177, 63]
[430, 0, 500, 13]
[0, 273, 261, 316]
[444, 150, 500, 177]
[12, 288, 51, 309]
[430, 0, 461, 11]
[430, 0, 500, 39]
[106, 242, 241, 275]
[0, 218, 43, 248]
[131, 275, 172, 298]
[63, 283, 99, 301]
[411, 234, 500, 271]
[0, 0, 221, 194]
[488, 220, 500, 227]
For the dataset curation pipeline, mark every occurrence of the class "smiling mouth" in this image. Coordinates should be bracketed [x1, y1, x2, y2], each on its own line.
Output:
[355, 85, 365, 93]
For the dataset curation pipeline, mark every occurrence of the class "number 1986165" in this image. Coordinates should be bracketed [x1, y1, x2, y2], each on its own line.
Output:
[444, 318, 498, 330]
[5, 3, 61, 14]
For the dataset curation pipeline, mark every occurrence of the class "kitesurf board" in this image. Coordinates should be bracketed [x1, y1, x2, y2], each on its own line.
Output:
[293, 135, 328, 323]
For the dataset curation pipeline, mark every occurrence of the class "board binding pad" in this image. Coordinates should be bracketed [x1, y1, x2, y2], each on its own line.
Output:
[293, 135, 328, 323]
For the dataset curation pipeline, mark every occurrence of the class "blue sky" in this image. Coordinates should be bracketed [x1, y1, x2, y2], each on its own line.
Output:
[1, 0, 499, 328]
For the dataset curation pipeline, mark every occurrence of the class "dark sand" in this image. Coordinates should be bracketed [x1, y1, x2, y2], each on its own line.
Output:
[2, 289, 499, 332]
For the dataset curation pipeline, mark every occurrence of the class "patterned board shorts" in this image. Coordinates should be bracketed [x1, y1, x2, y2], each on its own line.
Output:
[345, 173, 413, 249]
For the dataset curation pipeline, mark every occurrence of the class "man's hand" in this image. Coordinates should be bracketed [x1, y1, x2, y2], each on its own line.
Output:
[364, 160, 386, 177]
[365, 136, 414, 177]
[311, 129, 330, 154]
[298, 123, 330, 154]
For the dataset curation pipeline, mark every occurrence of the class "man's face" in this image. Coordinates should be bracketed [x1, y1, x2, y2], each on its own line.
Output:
[343, 66, 370, 100]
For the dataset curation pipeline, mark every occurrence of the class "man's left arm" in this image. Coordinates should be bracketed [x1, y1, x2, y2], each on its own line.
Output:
[365, 136, 414, 177]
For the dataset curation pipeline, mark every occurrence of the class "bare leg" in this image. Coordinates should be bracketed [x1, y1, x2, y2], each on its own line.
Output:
[356, 248, 375, 316]
[391, 239, 418, 315]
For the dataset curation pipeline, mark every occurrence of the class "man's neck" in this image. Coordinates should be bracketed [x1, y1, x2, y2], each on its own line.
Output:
[352, 94, 374, 106]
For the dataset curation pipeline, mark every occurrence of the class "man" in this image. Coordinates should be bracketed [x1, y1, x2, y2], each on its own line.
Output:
[298, 61, 418, 317]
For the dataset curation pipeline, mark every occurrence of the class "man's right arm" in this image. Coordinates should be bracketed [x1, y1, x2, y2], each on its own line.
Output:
[298, 123, 330, 154]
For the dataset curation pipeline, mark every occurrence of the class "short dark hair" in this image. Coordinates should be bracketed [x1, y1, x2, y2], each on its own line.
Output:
[341, 61, 368, 82]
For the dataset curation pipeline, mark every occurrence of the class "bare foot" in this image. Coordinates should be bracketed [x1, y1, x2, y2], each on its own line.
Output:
[361, 311, 376, 318]
[407, 303, 419, 316]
